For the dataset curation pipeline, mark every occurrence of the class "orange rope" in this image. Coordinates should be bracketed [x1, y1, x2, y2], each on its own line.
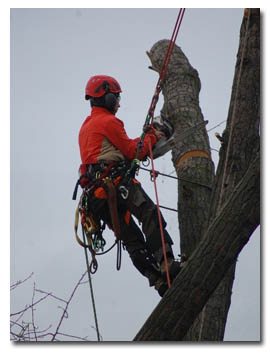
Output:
[148, 139, 171, 288]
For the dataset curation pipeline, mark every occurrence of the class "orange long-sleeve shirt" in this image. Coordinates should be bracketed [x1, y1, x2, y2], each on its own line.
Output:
[79, 107, 157, 164]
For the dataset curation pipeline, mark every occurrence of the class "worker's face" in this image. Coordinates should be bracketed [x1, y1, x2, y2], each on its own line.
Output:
[113, 95, 121, 114]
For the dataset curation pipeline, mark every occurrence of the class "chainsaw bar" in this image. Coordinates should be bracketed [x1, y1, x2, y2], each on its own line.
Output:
[152, 120, 208, 159]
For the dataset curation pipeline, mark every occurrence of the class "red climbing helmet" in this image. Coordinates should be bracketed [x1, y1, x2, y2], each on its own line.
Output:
[85, 75, 122, 100]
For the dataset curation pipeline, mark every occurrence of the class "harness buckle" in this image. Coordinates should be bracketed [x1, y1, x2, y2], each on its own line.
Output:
[119, 185, 129, 199]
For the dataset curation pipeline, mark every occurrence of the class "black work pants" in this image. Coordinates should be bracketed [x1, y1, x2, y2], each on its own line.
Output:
[89, 179, 174, 286]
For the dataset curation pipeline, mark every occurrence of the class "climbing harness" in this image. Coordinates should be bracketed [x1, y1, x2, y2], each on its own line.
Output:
[73, 159, 136, 273]
[72, 162, 116, 201]
[74, 171, 126, 273]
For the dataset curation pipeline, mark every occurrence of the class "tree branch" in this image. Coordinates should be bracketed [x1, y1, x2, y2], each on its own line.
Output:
[134, 152, 259, 341]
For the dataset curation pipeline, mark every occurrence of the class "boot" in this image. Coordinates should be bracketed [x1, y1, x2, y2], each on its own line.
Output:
[160, 257, 181, 282]
[153, 277, 169, 297]
[153, 243, 182, 283]
[144, 269, 161, 287]
[129, 248, 161, 287]
[153, 252, 185, 297]
[153, 258, 182, 297]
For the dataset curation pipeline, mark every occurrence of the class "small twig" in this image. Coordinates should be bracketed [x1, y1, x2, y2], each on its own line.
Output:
[51, 270, 88, 341]
[31, 282, 38, 341]
[57, 306, 69, 318]
[35, 288, 68, 305]
[10, 311, 25, 328]
[90, 325, 103, 341]
[10, 293, 51, 317]
[55, 332, 90, 341]
[10, 272, 34, 291]
[18, 322, 30, 341]
[11, 272, 100, 341]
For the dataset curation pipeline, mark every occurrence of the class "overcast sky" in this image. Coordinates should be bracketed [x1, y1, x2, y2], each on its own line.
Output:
[9, 6, 261, 345]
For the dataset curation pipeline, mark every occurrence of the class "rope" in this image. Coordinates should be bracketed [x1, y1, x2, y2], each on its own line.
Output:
[95, 240, 118, 256]
[159, 205, 178, 213]
[116, 240, 122, 271]
[81, 226, 101, 341]
[136, 8, 186, 152]
[148, 8, 186, 122]
[148, 139, 171, 288]
[136, 9, 186, 289]
[140, 166, 212, 190]
[160, 9, 186, 82]
[207, 120, 226, 133]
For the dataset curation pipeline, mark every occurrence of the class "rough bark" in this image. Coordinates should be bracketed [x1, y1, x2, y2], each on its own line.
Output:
[134, 8, 260, 341]
[148, 40, 215, 256]
[209, 8, 260, 216]
[134, 153, 259, 341]
[197, 8, 260, 340]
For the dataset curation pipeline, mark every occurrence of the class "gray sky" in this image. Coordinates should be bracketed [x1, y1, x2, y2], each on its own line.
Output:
[10, 7, 260, 343]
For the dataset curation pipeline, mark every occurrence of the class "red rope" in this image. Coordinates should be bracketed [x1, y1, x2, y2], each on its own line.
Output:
[148, 8, 186, 123]
[137, 9, 186, 289]
[148, 139, 171, 288]
[159, 8, 185, 82]
[147, 9, 186, 289]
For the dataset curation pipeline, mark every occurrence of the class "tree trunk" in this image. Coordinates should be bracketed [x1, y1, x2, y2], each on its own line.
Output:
[196, 8, 260, 340]
[134, 153, 259, 340]
[134, 8, 260, 341]
[148, 38, 215, 256]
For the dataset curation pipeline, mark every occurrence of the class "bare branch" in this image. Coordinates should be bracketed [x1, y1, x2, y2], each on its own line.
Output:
[31, 282, 37, 341]
[50, 270, 88, 341]
[35, 288, 68, 305]
[11, 270, 98, 341]
[10, 272, 34, 291]
[10, 293, 51, 317]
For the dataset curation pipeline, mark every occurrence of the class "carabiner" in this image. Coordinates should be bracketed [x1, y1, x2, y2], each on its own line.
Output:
[119, 185, 129, 200]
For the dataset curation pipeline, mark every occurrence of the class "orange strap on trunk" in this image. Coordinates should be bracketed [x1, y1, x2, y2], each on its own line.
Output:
[176, 149, 210, 171]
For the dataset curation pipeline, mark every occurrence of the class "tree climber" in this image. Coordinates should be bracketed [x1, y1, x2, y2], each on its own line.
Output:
[77, 75, 180, 297]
